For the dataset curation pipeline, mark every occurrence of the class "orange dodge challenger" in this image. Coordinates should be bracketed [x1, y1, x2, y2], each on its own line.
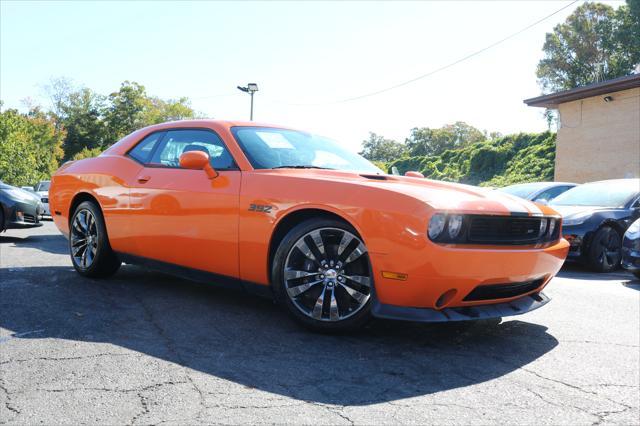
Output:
[50, 120, 569, 331]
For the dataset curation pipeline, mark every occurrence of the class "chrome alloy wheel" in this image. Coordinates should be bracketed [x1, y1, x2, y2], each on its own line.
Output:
[71, 209, 98, 269]
[283, 228, 372, 322]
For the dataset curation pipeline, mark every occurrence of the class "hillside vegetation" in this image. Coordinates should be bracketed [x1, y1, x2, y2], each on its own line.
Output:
[387, 131, 556, 187]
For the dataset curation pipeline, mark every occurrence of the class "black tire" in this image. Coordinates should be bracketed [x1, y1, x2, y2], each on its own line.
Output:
[69, 201, 121, 278]
[272, 218, 373, 332]
[587, 226, 622, 273]
[0, 204, 5, 232]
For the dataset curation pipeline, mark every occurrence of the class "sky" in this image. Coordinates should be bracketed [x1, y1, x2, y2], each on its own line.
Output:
[0, 0, 626, 151]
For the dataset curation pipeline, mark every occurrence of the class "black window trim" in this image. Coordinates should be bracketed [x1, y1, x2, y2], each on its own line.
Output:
[126, 127, 240, 171]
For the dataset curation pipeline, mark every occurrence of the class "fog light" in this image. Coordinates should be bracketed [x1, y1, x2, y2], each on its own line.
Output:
[16, 211, 24, 221]
[448, 214, 463, 238]
[428, 213, 446, 240]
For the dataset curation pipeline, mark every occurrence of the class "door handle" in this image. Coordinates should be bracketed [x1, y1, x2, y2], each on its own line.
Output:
[137, 176, 151, 183]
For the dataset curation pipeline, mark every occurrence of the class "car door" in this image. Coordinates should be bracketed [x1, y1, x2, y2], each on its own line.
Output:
[127, 128, 241, 279]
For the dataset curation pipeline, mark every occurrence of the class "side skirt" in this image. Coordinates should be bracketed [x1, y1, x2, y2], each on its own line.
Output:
[116, 252, 273, 300]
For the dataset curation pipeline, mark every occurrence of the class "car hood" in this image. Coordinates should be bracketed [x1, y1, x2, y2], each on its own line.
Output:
[264, 170, 554, 216]
[548, 205, 606, 218]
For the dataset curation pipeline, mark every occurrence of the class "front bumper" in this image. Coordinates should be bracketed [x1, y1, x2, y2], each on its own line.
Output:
[622, 237, 640, 272]
[370, 238, 568, 309]
[3, 201, 44, 230]
[372, 292, 549, 322]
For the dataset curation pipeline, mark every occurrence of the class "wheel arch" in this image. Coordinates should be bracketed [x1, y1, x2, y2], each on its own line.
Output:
[267, 207, 363, 285]
[68, 192, 102, 225]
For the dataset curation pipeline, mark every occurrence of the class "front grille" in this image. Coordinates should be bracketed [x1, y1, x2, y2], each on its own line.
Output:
[23, 213, 38, 224]
[468, 216, 546, 245]
[464, 279, 545, 301]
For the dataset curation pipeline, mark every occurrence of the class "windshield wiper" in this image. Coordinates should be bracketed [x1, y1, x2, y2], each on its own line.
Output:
[271, 165, 335, 170]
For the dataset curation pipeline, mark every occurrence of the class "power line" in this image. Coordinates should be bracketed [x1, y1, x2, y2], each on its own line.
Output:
[271, 0, 580, 106]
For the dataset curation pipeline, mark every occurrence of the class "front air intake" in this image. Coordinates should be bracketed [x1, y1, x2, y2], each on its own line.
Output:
[463, 279, 545, 301]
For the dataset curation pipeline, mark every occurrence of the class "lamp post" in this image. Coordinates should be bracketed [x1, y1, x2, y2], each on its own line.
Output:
[237, 83, 259, 120]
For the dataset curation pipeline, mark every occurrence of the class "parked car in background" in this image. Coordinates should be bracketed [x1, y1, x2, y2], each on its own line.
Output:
[0, 181, 44, 231]
[497, 182, 577, 204]
[20, 185, 36, 193]
[48, 120, 569, 331]
[550, 179, 640, 272]
[34, 180, 51, 216]
[622, 218, 640, 279]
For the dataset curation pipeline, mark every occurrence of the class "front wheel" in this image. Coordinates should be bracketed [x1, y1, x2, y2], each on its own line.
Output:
[587, 226, 622, 273]
[69, 201, 121, 278]
[272, 219, 373, 332]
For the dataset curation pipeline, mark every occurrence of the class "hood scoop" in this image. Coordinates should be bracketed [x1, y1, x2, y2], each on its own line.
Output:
[360, 174, 388, 181]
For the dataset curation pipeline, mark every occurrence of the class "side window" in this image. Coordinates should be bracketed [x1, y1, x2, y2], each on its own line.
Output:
[128, 132, 164, 164]
[150, 129, 236, 170]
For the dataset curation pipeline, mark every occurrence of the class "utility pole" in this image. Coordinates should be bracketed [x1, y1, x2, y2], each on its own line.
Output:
[237, 83, 259, 120]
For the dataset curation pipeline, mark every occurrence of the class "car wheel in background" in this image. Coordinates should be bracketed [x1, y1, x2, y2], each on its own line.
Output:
[587, 226, 622, 273]
[272, 218, 373, 332]
[0, 204, 4, 232]
[69, 201, 121, 278]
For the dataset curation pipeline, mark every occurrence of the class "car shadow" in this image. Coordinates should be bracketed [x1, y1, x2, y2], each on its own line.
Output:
[1, 265, 559, 406]
[0, 233, 68, 255]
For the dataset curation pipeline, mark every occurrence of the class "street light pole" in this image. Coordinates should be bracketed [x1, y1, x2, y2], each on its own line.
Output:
[237, 83, 259, 121]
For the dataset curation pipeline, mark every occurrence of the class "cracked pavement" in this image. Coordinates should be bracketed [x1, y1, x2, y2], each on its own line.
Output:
[1, 222, 638, 425]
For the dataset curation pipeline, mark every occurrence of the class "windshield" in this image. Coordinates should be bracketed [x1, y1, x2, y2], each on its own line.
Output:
[550, 180, 639, 207]
[232, 127, 383, 174]
[36, 181, 50, 191]
[497, 183, 548, 199]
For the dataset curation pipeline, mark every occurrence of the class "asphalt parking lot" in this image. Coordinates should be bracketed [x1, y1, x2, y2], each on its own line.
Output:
[1, 221, 638, 425]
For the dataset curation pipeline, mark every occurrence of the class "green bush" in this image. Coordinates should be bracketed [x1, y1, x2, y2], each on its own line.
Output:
[388, 132, 556, 186]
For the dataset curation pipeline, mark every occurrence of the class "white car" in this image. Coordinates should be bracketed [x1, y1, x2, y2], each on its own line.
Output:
[34, 180, 51, 216]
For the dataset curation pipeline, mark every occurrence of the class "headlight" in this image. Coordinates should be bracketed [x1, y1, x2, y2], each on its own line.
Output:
[448, 214, 463, 238]
[548, 218, 557, 236]
[625, 220, 640, 239]
[428, 213, 446, 240]
[539, 218, 548, 236]
[563, 211, 592, 226]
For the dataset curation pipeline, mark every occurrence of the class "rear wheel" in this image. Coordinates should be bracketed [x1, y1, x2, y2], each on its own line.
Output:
[587, 226, 622, 273]
[272, 219, 373, 332]
[69, 201, 121, 278]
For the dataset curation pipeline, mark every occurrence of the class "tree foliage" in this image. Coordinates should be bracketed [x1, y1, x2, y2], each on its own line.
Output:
[536, 1, 640, 93]
[358, 132, 407, 163]
[0, 107, 64, 186]
[388, 132, 556, 187]
[405, 121, 485, 157]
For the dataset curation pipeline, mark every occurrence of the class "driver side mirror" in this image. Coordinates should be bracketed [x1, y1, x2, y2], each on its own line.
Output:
[179, 151, 218, 179]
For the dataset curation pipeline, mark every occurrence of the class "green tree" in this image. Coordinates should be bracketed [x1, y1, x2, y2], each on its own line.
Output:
[536, 2, 640, 93]
[0, 107, 64, 186]
[59, 88, 106, 161]
[358, 132, 407, 162]
[405, 121, 485, 157]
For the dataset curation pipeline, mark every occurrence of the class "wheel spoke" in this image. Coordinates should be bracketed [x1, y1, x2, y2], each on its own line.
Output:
[285, 269, 317, 280]
[343, 274, 371, 287]
[81, 245, 89, 267]
[329, 287, 339, 321]
[287, 279, 323, 297]
[71, 242, 86, 257]
[337, 232, 352, 256]
[312, 286, 327, 319]
[343, 241, 367, 264]
[339, 283, 368, 303]
[295, 239, 317, 262]
[309, 230, 325, 256]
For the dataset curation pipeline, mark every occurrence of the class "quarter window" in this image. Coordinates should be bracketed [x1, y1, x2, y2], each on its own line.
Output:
[128, 132, 164, 164]
[150, 130, 236, 170]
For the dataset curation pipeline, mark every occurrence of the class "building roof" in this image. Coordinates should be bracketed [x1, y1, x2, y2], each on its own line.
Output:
[524, 73, 640, 108]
